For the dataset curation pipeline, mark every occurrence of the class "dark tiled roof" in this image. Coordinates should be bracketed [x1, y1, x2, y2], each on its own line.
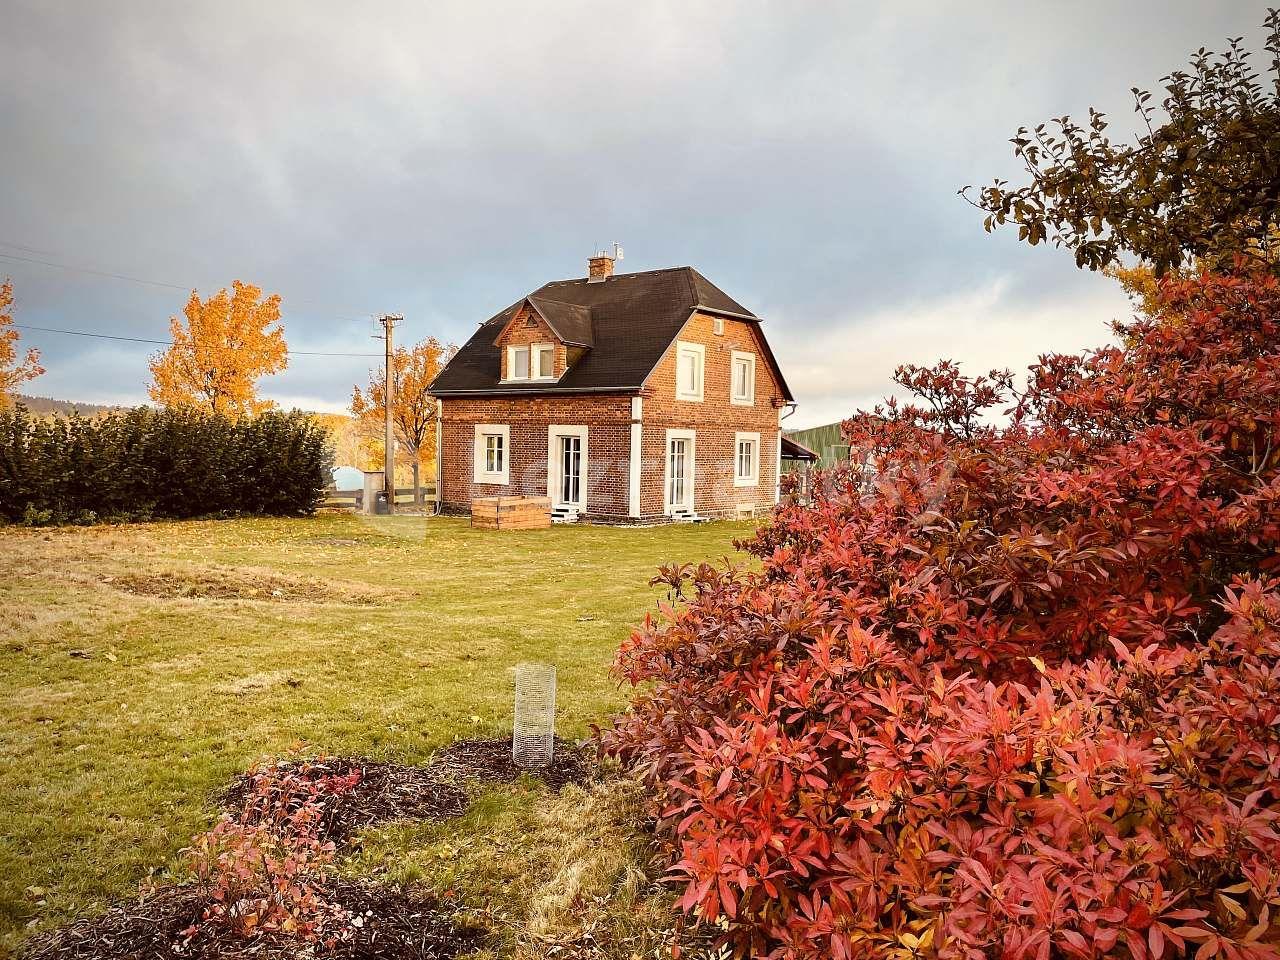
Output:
[431, 266, 792, 398]
[526, 296, 593, 347]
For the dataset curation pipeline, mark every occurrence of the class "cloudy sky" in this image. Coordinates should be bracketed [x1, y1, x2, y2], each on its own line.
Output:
[1, 2, 1262, 428]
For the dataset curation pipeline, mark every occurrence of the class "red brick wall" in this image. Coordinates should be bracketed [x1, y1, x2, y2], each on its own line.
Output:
[438, 394, 635, 519]
[436, 312, 787, 524]
[637, 312, 783, 520]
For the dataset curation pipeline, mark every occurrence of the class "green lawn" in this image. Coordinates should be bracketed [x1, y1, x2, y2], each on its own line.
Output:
[0, 514, 752, 956]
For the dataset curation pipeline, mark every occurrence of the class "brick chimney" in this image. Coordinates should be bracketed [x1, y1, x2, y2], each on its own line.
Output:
[587, 252, 614, 282]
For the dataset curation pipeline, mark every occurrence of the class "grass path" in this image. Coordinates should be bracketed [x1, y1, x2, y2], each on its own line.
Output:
[0, 514, 752, 954]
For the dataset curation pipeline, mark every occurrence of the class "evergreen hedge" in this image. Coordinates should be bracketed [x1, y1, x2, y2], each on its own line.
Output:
[0, 405, 333, 524]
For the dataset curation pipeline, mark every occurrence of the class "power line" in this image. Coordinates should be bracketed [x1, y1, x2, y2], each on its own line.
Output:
[0, 241, 381, 321]
[0, 250, 189, 291]
[13, 323, 383, 358]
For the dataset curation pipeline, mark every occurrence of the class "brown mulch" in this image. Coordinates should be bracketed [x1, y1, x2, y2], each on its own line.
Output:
[28, 740, 594, 959]
[221, 759, 471, 843]
[219, 740, 593, 844]
[23, 881, 487, 960]
[428, 737, 594, 791]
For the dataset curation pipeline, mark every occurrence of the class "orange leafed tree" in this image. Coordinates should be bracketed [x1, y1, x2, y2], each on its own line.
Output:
[0, 279, 44, 405]
[351, 338, 454, 499]
[148, 281, 287, 416]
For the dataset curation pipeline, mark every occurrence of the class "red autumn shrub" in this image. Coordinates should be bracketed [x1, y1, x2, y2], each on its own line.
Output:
[603, 271, 1280, 958]
[182, 761, 361, 944]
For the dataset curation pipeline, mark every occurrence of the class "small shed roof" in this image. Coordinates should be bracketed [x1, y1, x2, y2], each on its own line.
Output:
[781, 435, 819, 462]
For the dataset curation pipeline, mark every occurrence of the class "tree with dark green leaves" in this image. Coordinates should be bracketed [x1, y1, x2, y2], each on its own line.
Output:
[964, 9, 1280, 276]
[0, 406, 332, 524]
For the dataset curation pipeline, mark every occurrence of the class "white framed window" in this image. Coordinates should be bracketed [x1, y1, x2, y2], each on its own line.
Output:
[485, 435, 503, 472]
[473, 424, 510, 484]
[734, 431, 760, 487]
[506, 345, 530, 380]
[731, 351, 756, 405]
[533, 343, 555, 379]
[505, 343, 555, 381]
[675, 341, 704, 402]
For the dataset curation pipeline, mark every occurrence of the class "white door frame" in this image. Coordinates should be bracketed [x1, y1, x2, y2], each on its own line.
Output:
[664, 428, 696, 514]
[547, 424, 588, 509]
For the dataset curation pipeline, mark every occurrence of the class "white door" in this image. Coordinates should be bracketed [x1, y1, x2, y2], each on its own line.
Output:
[555, 434, 583, 508]
[666, 437, 693, 512]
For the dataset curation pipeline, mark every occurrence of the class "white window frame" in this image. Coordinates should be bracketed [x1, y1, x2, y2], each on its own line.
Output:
[664, 428, 696, 513]
[505, 345, 531, 381]
[734, 431, 760, 487]
[547, 424, 588, 508]
[532, 343, 556, 380]
[730, 351, 756, 406]
[504, 343, 556, 382]
[675, 341, 705, 402]
[473, 423, 510, 485]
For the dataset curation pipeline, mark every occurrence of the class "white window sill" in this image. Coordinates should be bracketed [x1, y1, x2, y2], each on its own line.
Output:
[475, 474, 509, 485]
[675, 393, 704, 402]
[730, 396, 754, 406]
[733, 477, 758, 488]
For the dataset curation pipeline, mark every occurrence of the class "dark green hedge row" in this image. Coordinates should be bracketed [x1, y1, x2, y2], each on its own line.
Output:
[0, 405, 333, 524]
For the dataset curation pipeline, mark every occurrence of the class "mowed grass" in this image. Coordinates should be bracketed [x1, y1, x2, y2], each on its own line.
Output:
[0, 513, 753, 954]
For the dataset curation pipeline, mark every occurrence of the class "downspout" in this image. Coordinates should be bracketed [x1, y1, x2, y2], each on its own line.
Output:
[432, 400, 445, 516]
[776, 401, 796, 505]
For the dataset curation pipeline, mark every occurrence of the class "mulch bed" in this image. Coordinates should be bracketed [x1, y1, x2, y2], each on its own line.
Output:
[429, 737, 594, 791]
[219, 739, 592, 844]
[221, 759, 471, 844]
[26, 740, 595, 959]
[23, 881, 486, 960]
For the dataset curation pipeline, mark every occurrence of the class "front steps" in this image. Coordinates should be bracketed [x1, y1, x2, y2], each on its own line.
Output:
[551, 505, 582, 524]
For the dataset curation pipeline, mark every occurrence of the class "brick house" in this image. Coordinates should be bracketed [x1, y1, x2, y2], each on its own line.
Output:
[428, 253, 795, 523]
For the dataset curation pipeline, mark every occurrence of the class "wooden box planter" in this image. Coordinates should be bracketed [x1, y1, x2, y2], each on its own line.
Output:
[471, 495, 552, 530]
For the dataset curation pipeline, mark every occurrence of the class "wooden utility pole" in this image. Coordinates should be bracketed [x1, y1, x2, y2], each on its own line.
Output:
[377, 315, 402, 514]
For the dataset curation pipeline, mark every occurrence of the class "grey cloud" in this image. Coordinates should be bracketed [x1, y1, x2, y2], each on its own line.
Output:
[0, 1, 1262, 417]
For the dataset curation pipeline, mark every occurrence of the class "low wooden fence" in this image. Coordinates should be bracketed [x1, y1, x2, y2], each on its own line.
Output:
[322, 485, 437, 510]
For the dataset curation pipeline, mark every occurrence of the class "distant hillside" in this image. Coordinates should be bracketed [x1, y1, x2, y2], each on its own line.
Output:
[12, 394, 134, 417]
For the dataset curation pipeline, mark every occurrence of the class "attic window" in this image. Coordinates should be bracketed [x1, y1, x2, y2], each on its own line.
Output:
[534, 344, 554, 378]
[505, 343, 556, 381]
[511, 346, 530, 379]
[713, 317, 725, 336]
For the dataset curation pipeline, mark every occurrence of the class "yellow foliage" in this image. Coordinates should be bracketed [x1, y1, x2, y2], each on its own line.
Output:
[351, 338, 454, 478]
[0, 279, 44, 405]
[1109, 225, 1280, 319]
[147, 281, 286, 416]
[1106, 262, 1165, 318]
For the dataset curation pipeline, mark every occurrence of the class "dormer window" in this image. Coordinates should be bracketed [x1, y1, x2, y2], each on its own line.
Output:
[534, 344, 554, 378]
[510, 346, 530, 379]
[505, 343, 557, 381]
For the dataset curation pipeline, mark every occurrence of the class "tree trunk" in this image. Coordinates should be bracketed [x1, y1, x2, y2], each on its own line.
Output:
[412, 460, 421, 506]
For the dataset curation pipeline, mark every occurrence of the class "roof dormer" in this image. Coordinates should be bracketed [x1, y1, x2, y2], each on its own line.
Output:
[493, 296, 593, 349]
[493, 298, 593, 383]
